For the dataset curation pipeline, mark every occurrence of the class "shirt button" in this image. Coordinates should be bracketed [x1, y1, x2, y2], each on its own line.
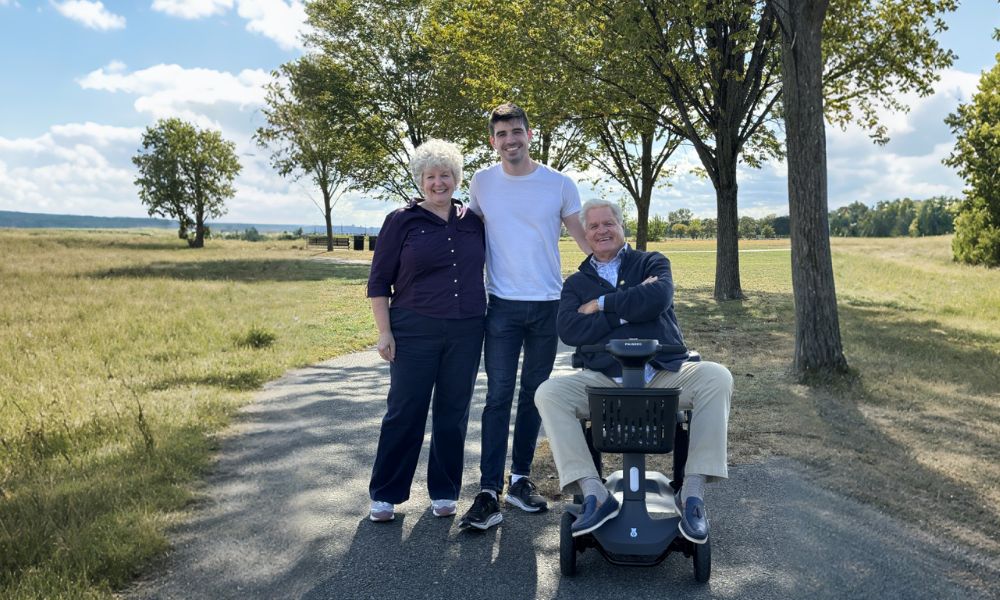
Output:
[448, 237, 452, 241]
[453, 263, 457, 267]
[454, 279, 458, 283]
[454, 293, 458, 297]
[450, 249, 454, 253]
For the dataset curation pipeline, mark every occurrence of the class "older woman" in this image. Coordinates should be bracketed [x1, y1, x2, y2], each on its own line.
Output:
[366, 139, 486, 522]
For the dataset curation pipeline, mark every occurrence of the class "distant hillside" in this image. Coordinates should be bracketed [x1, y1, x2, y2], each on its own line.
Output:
[0, 210, 377, 235]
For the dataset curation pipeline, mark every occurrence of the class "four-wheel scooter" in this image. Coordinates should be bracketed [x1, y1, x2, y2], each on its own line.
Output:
[559, 338, 710, 582]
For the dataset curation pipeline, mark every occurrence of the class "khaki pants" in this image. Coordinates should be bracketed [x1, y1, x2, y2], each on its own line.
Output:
[535, 361, 733, 494]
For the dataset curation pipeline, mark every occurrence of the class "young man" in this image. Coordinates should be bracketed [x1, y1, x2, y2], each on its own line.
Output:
[535, 199, 732, 541]
[459, 103, 590, 530]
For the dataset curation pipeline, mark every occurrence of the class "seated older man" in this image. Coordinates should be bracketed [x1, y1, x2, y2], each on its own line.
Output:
[535, 199, 733, 542]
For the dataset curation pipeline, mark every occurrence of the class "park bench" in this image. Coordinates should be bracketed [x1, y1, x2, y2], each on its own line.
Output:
[307, 236, 350, 249]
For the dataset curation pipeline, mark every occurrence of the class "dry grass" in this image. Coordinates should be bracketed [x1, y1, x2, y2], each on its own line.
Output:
[0, 229, 376, 599]
[533, 235, 1000, 565]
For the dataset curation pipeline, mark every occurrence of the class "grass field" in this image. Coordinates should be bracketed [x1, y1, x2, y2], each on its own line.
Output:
[0, 229, 376, 598]
[1, 229, 997, 597]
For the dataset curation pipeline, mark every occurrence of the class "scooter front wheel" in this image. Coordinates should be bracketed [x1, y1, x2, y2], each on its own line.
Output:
[559, 511, 577, 576]
[693, 537, 711, 582]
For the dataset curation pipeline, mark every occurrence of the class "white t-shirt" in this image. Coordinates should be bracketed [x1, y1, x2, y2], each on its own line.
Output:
[469, 163, 581, 301]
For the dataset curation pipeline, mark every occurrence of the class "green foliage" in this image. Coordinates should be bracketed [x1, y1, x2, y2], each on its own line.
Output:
[647, 214, 668, 241]
[944, 52, 1000, 266]
[738, 215, 759, 239]
[255, 55, 360, 227]
[829, 197, 958, 237]
[951, 197, 1000, 267]
[304, 0, 483, 202]
[823, 0, 958, 144]
[233, 325, 277, 349]
[132, 119, 241, 248]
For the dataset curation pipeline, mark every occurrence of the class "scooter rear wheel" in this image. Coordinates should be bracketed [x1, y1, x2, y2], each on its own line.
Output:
[559, 511, 577, 576]
[693, 537, 711, 582]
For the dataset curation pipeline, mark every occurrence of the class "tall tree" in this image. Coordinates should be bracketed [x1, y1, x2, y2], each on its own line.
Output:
[771, 0, 848, 375]
[132, 118, 241, 248]
[256, 55, 362, 251]
[305, 0, 475, 202]
[943, 48, 1000, 267]
[426, 0, 592, 171]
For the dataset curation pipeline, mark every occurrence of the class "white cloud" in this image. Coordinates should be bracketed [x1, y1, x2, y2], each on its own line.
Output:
[78, 62, 270, 123]
[151, 0, 232, 19]
[52, 0, 125, 31]
[0, 124, 140, 216]
[235, 0, 308, 51]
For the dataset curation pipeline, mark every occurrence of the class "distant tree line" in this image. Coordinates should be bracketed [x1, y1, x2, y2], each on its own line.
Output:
[621, 206, 791, 241]
[828, 197, 957, 237]
[622, 195, 958, 242]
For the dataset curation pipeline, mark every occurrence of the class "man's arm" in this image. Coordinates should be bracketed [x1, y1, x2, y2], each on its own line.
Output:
[562, 214, 590, 255]
[556, 276, 619, 347]
[601, 253, 674, 323]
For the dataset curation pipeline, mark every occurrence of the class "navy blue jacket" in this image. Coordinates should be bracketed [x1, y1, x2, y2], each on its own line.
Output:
[558, 246, 689, 378]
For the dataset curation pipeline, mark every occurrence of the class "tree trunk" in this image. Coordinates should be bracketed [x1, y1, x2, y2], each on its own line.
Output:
[635, 194, 650, 251]
[191, 206, 205, 248]
[775, 0, 848, 376]
[714, 157, 744, 300]
[323, 187, 334, 252]
[634, 131, 655, 252]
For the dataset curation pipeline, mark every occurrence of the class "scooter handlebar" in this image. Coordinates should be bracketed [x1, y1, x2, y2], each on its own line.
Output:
[577, 339, 687, 357]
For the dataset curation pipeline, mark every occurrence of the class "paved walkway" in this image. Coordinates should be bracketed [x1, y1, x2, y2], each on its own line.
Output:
[126, 347, 995, 600]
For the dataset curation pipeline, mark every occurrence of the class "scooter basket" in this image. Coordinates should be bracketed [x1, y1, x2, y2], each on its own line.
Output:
[586, 387, 680, 454]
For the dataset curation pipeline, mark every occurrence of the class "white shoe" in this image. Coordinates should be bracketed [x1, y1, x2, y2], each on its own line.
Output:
[370, 501, 394, 522]
[431, 499, 457, 517]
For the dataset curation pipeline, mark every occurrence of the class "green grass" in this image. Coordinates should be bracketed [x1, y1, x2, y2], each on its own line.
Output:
[2, 230, 998, 597]
[0, 229, 375, 598]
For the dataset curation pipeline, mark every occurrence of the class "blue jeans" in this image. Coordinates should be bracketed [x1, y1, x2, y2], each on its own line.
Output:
[369, 308, 485, 504]
[479, 296, 559, 492]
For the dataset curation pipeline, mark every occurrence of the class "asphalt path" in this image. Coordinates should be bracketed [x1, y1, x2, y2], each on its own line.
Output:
[126, 345, 996, 600]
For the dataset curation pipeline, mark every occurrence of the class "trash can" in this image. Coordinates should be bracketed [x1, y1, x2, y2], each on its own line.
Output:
[368, 235, 377, 251]
[352, 235, 364, 250]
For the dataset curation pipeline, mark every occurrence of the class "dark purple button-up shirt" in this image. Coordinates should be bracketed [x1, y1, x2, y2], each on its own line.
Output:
[367, 201, 486, 319]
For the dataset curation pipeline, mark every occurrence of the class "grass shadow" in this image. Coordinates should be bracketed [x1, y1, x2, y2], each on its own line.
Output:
[92, 260, 370, 283]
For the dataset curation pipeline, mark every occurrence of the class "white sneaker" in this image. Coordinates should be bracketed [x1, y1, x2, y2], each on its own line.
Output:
[431, 499, 457, 517]
[370, 501, 394, 522]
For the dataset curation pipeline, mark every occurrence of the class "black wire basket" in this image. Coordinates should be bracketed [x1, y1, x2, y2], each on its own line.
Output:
[586, 387, 680, 454]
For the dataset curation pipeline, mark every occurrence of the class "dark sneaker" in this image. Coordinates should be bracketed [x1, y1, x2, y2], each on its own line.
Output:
[571, 494, 620, 537]
[459, 492, 503, 530]
[675, 490, 709, 544]
[505, 476, 548, 513]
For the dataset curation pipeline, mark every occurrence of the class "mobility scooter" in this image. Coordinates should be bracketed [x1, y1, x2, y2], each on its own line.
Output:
[560, 338, 710, 582]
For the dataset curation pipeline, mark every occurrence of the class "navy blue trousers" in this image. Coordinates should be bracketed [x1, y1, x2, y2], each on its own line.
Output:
[478, 296, 559, 492]
[369, 308, 485, 504]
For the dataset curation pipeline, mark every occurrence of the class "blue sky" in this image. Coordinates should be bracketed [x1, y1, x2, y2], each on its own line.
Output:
[0, 1, 997, 227]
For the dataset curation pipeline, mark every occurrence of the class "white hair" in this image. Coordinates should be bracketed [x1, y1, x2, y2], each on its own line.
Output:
[410, 139, 464, 190]
[579, 199, 623, 227]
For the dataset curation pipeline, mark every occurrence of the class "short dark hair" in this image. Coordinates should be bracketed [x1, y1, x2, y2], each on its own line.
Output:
[488, 103, 530, 136]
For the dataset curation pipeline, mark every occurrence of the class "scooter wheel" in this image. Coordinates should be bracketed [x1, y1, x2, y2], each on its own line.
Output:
[693, 537, 711, 583]
[559, 511, 577, 576]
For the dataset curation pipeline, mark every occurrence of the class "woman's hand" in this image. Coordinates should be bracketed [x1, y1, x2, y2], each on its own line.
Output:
[377, 331, 396, 362]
